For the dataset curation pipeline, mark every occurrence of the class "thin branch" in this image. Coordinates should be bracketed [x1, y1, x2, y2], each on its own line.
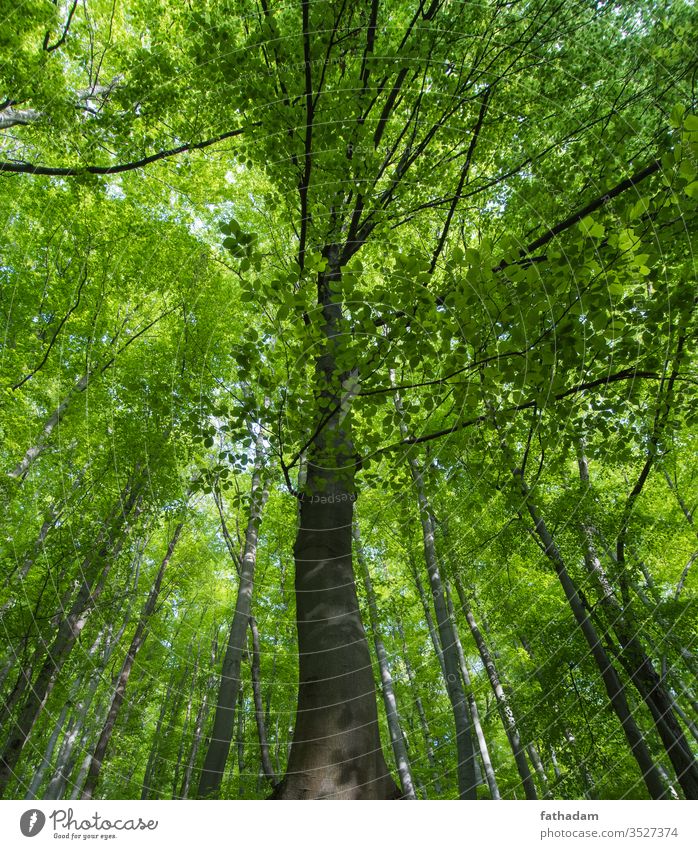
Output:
[0, 126, 250, 176]
[507, 159, 662, 266]
[378, 368, 660, 452]
[12, 268, 89, 390]
[44, 0, 80, 52]
[430, 84, 493, 273]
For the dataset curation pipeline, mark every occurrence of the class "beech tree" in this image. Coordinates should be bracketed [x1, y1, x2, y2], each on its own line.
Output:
[1, 0, 696, 800]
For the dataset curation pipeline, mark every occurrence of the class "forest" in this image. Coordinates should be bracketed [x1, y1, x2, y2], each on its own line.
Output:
[0, 0, 697, 802]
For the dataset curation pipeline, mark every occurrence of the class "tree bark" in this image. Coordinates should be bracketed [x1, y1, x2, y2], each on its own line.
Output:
[407, 458, 478, 799]
[24, 702, 69, 799]
[453, 576, 538, 800]
[354, 522, 417, 799]
[510, 463, 668, 799]
[273, 248, 398, 800]
[197, 439, 268, 798]
[578, 450, 698, 799]
[81, 521, 184, 799]
[396, 620, 443, 797]
[180, 632, 219, 799]
[444, 580, 500, 799]
[0, 475, 142, 797]
[249, 616, 277, 788]
[43, 628, 116, 800]
[408, 554, 447, 680]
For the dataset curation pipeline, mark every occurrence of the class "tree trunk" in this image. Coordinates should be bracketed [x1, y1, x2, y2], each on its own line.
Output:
[354, 522, 417, 799]
[0, 475, 142, 797]
[577, 450, 698, 799]
[141, 669, 176, 799]
[396, 620, 442, 797]
[197, 439, 268, 798]
[235, 687, 245, 798]
[510, 464, 668, 799]
[24, 702, 69, 799]
[180, 632, 218, 799]
[444, 580, 500, 799]
[527, 742, 553, 799]
[408, 555, 447, 680]
[520, 633, 596, 799]
[173, 646, 200, 799]
[407, 458, 478, 799]
[81, 521, 184, 799]
[453, 576, 538, 800]
[44, 628, 115, 800]
[249, 616, 277, 788]
[273, 248, 398, 800]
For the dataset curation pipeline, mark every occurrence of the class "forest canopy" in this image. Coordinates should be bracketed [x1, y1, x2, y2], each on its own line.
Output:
[0, 0, 697, 801]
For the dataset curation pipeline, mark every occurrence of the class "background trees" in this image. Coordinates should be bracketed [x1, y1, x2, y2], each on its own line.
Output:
[1, 0, 696, 800]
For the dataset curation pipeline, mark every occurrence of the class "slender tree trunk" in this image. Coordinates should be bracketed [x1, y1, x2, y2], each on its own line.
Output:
[24, 702, 69, 799]
[453, 576, 538, 800]
[444, 580, 500, 799]
[520, 633, 596, 798]
[407, 457, 477, 799]
[509, 463, 668, 799]
[81, 522, 184, 799]
[408, 555, 447, 680]
[354, 522, 417, 799]
[578, 450, 698, 799]
[44, 629, 113, 800]
[396, 620, 443, 797]
[9, 372, 91, 480]
[197, 438, 268, 798]
[236, 688, 246, 798]
[0, 476, 142, 796]
[564, 729, 597, 799]
[141, 670, 176, 800]
[527, 742, 552, 799]
[180, 632, 218, 800]
[249, 616, 277, 788]
[173, 646, 200, 799]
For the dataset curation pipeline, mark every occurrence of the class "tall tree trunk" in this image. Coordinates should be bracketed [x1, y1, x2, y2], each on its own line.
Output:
[24, 702, 69, 799]
[520, 633, 596, 798]
[235, 687, 246, 798]
[509, 462, 668, 799]
[0, 475, 142, 796]
[527, 742, 553, 799]
[8, 371, 91, 480]
[577, 449, 698, 799]
[249, 616, 277, 788]
[180, 632, 219, 800]
[173, 646, 200, 799]
[453, 576, 538, 800]
[354, 522, 417, 799]
[274, 247, 398, 800]
[444, 580, 500, 799]
[81, 521, 184, 799]
[407, 457, 478, 799]
[197, 439, 268, 798]
[396, 620, 443, 797]
[44, 627, 115, 800]
[9, 315, 171, 481]
[408, 554, 447, 680]
[141, 669, 177, 800]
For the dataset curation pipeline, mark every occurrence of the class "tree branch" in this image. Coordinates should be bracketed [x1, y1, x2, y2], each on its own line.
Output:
[0, 126, 250, 176]
[378, 368, 661, 453]
[44, 0, 80, 52]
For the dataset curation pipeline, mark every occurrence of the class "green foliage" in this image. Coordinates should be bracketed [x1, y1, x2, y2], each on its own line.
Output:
[1, 0, 696, 802]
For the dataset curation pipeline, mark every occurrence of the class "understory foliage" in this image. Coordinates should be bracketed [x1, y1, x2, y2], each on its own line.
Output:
[0, 0, 697, 800]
